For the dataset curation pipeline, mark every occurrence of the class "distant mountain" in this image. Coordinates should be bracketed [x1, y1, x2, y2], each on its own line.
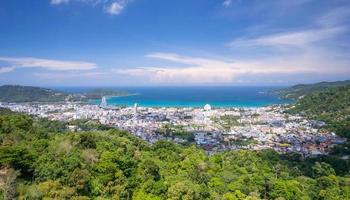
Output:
[0, 85, 130, 103]
[84, 89, 129, 99]
[0, 85, 69, 103]
[272, 80, 350, 99]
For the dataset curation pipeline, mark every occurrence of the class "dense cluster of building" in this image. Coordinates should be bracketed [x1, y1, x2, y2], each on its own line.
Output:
[0, 101, 345, 156]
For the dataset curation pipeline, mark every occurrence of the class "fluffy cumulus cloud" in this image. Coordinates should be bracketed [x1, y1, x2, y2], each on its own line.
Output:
[50, 0, 131, 15]
[0, 57, 97, 74]
[104, 2, 124, 15]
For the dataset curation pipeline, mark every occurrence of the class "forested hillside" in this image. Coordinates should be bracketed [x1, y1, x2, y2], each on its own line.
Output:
[288, 86, 350, 139]
[272, 80, 350, 99]
[0, 109, 349, 199]
[0, 85, 68, 103]
[0, 85, 130, 103]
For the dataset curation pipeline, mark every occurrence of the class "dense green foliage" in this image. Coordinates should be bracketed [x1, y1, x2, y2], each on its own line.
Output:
[0, 109, 349, 199]
[272, 80, 350, 99]
[0, 85, 69, 103]
[288, 86, 350, 139]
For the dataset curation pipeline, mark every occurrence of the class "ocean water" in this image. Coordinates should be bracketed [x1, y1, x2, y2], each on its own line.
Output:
[54, 86, 292, 108]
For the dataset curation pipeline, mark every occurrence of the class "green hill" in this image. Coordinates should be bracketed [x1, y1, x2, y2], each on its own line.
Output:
[272, 80, 350, 99]
[0, 85, 131, 103]
[0, 85, 69, 103]
[288, 86, 350, 138]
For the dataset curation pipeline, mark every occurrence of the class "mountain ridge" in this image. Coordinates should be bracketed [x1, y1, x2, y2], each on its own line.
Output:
[271, 80, 350, 99]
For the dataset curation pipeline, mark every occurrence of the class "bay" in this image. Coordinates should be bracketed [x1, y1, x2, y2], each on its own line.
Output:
[54, 86, 292, 108]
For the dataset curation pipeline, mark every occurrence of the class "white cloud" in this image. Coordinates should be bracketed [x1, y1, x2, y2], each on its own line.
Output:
[34, 71, 107, 79]
[32, 48, 349, 85]
[222, 0, 232, 7]
[111, 52, 331, 84]
[229, 6, 350, 50]
[50, 0, 131, 15]
[229, 26, 346, 48]
[113, 67, 235, 83]
[51, 0, 70, 5]
[317, 7, 350, 27]
[0, 67, 16, 74]
[112, 68, 151, 77]
[146, 53, 230, 67]
[228, 5, 350, 53]
[105, 2, 124, 15]
[221, 7, 350, 85]
[0, 57, 97, 72]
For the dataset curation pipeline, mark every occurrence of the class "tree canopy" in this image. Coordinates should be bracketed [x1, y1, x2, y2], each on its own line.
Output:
[0, 108, 349, 199]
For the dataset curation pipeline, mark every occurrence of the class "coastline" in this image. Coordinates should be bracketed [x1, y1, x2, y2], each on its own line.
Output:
[87, 98, 293, 108]
[83, 86, 291, 108]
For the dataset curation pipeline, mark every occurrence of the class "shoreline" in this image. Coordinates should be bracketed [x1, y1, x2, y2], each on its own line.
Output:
[1, 101, 292, 109]
[87, 101, 292, 109]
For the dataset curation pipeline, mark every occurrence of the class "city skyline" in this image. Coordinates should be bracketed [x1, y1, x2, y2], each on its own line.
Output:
[0, 0, 350, 86]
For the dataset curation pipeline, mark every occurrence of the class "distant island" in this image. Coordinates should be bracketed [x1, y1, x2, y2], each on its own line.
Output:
[0, 85, 130, 103]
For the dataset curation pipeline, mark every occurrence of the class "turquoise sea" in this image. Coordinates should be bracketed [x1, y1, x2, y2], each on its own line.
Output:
[55, 86, 292, 108]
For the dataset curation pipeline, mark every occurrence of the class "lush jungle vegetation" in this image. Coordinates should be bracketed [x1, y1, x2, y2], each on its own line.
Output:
[0, 108, 349, 200]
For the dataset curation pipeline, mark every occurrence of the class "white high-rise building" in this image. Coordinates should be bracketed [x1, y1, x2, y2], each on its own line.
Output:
[100, 96, 108, 107]
[133, 103, 139, 119]
[134, 103, 138, 113]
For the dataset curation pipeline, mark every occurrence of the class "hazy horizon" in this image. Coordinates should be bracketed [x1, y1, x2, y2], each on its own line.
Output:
[2, 79, 350, 88]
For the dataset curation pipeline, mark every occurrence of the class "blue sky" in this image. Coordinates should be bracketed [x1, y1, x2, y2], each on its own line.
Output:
[0, 0, 349, 86]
